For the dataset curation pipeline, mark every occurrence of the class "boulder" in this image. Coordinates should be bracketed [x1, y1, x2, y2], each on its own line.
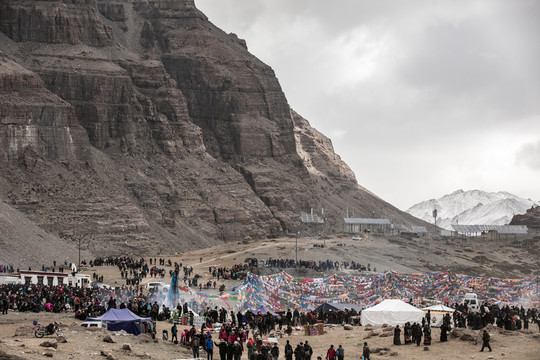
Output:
[103, 335, 116, 343]
[364, 330, 380, 339]
[39, 340, 58, 349]
[42, 352, 54, 358]
[101, 350, 116, 360]
[501, 330, 519, 336]
[56, 336, 67, 344]
[460, 333, 476, 342]
[379, 332, 392, 337]
[344, 325, 353, 330]
[122, 343, 132, 351]
[0, 350, 26, 359]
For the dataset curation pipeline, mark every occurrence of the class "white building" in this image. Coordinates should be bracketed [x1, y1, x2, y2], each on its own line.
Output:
[0, 271, 91, 288]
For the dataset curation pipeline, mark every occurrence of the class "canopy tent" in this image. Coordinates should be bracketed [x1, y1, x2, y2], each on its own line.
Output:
[422, 304, 455, 312]
[422, 304, 455, 327]
[86, 308, 151, 335]
[314, 303, 363, 313]
[360, 299, 424, 326]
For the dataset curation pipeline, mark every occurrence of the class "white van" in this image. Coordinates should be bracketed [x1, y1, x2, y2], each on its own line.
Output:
[462, 293, 480, 313]
[146, 282, 167, 291]
[80, 321, 107, 329]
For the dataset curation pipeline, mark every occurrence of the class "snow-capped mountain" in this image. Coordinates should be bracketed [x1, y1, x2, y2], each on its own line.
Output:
[406, 190, 539, 230]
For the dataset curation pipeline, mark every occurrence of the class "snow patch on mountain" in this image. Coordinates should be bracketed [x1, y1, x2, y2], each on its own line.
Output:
[406, 190, 539, 230]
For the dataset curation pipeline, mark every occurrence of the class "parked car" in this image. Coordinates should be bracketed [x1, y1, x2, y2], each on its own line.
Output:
[80, 321, 106, 329]
[146, 282, 167, 291]
[352, 235, 362, 240]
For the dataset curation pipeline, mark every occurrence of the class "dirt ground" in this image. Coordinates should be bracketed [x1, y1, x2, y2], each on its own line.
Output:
[1, 236, 539, 359]
[1, 310, 539, 360]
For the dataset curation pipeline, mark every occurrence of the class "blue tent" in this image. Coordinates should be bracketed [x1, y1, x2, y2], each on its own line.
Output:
[107, 321, 143, 335]
[86, 308, 151, 335]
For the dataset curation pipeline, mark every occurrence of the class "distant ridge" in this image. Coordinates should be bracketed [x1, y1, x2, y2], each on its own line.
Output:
[406, 189, 539, 230]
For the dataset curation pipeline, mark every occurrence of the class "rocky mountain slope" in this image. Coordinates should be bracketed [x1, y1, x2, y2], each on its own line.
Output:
[511, 205, 540, 229]
[0, 0, 429, 264]
[407, 189, 539, 230]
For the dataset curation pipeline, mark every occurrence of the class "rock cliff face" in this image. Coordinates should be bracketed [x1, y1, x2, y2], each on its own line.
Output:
[511, 206, 540, 229]
[0, 0, 427, 263]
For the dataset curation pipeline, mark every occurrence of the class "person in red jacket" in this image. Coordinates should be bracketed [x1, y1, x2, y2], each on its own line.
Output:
[326, 345, 336, 360]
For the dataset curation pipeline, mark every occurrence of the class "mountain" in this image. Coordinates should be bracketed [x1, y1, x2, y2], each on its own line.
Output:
[0, 0, 429, 264]
[406, 189, 539, 230]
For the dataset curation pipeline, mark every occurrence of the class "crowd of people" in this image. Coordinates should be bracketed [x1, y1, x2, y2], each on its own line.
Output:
[0, 264, 16, 273]
[208, 264, 251, 281]
[262, 259, 376, 272]
[449, 302, 537, 330]
[1, 255, 539, 360]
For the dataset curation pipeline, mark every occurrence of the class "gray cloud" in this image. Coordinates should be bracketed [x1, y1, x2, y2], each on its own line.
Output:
[517, 140, 540, 170]
[196, 0, 540, 209]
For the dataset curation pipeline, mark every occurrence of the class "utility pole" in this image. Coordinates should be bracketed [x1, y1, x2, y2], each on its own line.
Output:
[78, 236, 81, 269]
[295, 231, 299, 268]
[433, 209, 438, 227]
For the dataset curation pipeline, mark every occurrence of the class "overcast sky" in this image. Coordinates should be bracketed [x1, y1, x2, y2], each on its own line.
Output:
[195, 0, 540, 210]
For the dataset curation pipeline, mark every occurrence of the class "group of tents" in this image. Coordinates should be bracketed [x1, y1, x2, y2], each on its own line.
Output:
[87, 299, 455, 335]
[359, 299, 454, 326]
[314, 299, 454, 327]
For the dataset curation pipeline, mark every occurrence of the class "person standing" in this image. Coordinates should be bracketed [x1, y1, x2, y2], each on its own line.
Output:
[480, 330, 492, 352]
[206, 334, 214, 360]
[247, 338, 255, 360]
[271, 343, 279, 360]
[1, 295, 8, 315]
[393, 325, 401, 345]
[191, 333, 200, 359]
[294, 344, 305, 360]
[326, 345, 336, 360]
[336, 345, 344, 360]
[304, 341, 313, 360]
[171, 323, 178, 343]
[216, 340, 227, 360]
[423, 325, 431, 345]
[440, 323, 448, 342]
[226, 341, 234, 360]
[285, 340, 293, 360]
[233, 341, 243, 360]
[362, 342, 370, 360]
[404, 322, 412, 344]
[415, 324, 423, 346]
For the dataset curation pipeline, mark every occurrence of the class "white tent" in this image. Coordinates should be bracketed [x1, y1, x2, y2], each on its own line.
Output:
[422, 304, 455, 327]
[361, 299, 424, 326]
[422, 304, 455, 312]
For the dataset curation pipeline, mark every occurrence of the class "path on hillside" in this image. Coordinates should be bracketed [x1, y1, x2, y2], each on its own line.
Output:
[186, 242, 281, 268]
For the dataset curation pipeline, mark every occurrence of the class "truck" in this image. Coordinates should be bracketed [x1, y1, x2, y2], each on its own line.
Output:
[462, 293, 480, 313]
